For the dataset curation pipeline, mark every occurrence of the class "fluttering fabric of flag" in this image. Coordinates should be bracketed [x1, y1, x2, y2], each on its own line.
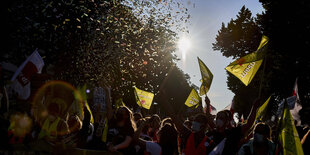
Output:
[75, 85, 94, 124]
[253, 96, 271, 127]
[184, 89, 201, 108]
[225, 35, 269, 86]
[278, 102, 304, 155]
[198, 57, 213, 96]
[134, 86, 154, 109]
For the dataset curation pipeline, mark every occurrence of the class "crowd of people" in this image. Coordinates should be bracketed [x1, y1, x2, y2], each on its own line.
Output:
[0, 83, 309, 155]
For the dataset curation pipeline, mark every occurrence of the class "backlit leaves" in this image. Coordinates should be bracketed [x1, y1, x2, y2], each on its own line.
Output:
[6, 0, 192, 106]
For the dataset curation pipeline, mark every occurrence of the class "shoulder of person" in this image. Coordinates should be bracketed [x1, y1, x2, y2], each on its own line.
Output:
[226, 126, 242, 136]
[57, 119, 69, 130]
[146, 141, 161, 155]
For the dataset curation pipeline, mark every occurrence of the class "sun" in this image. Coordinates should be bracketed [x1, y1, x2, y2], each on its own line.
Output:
[178, 37, 192, 60]
[178, 37, 191, 51]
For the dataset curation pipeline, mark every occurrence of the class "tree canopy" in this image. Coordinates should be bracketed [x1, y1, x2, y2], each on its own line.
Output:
[4, 0, 197, 114]
[213, 2, 310, 124]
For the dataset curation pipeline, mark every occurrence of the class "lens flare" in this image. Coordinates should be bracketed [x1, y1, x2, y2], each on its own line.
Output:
[178, 37, 192, 60]
[32, 80, 84, 136]
[9, 113, 32, 137]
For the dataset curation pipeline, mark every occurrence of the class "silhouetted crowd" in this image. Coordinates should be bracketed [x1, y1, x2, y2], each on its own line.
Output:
[0, 85, 309, 155]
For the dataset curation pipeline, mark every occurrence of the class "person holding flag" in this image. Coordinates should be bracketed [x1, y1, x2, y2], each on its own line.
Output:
[10, 49, 44, 100]
[238, 123, 275, 155]
[276, 101, 304, 155]
[207, 96, 263, 155]
[160, 90, 214, 155]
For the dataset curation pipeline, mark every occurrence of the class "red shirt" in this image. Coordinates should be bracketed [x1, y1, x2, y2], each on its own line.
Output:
[185, 133, 208, 155]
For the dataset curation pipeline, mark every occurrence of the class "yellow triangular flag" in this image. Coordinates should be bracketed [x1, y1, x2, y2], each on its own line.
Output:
[198, 57, 213, 95]
[101, 117, 108, 142]
[134, 86, 154, 109]
[278, 102, 304, 155]
[253, 96, 271, 127]
[75, 85, 94, 124]
[225, 36, 269, 86]
[185, 89, 201, 108]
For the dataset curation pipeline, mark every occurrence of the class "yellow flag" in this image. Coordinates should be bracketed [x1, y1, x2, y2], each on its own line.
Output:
[278, 103, 304, 155]
[101, 117, 109, 142]
[134, 86, 154, 109]
[198, 57, 213, 95]
[185, 89, 201, 108]
[251, 96, 271, 129]
[225, 36, 269, 86]
[244, 96, 271, 140]
[75, 85, 94, 124]
[84, 102, 94, 124]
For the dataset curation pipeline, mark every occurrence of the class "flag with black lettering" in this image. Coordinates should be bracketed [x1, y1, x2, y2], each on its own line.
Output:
[185, 89, 201, 108]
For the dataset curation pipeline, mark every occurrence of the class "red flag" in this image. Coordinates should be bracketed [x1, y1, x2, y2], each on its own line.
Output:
[11, 49, 44, 100]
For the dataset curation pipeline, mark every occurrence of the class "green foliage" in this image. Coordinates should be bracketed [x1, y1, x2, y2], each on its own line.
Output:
[4, 0, 193, 114]
[213, 6, 265, 116]
[214, 2, 310, 121]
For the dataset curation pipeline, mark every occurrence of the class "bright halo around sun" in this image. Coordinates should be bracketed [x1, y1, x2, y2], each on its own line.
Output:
[178, 37, 192, 60]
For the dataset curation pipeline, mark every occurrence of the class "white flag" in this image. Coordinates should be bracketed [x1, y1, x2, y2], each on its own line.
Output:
[11, 49, 44, 100]
[290, 78, 302, 126]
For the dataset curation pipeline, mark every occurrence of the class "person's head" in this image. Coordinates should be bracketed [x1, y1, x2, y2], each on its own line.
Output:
[161, 117, 173, 127]
[115, 106, 136, 130]
[150, 114, 161, 130]
[215, 110, 230, 130]
[157, 123, 178, 155]
[67, 115, 82, 133]
[47, 102, 60, 117]
[253, 123, 271, 144]
[137, 118, 150, 134]
[133, 112, 143, 123]
[224, 110, 235, 128]
[191, 113, 208, 133]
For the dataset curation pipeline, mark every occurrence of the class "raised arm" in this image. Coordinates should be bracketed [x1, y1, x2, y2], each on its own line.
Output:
[241, 98, 262, 133]
[204, 96, 216, 130]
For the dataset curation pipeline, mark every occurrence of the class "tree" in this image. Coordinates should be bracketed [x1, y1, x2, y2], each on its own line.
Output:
[213, 6, 267, 117]
[214, 2, 310, 123]
[258, 0, 310, 125]
[4, 0, 194, 116]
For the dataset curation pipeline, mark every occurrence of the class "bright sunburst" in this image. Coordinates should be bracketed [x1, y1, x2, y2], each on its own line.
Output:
[178, 37, 192, 60]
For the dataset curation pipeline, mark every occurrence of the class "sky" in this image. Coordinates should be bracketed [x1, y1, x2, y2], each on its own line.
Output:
[175, 0, 265, 111]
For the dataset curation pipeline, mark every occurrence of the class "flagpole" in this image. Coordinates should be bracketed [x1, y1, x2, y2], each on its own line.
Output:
[258, 54, 267, 98]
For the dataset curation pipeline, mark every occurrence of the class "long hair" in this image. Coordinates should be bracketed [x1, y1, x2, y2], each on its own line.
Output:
[158, 123, 178, 155]
[115, 106, 136, 131]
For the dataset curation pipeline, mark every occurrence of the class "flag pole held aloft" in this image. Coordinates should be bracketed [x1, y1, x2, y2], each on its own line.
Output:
[197, 57, 213, 96]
